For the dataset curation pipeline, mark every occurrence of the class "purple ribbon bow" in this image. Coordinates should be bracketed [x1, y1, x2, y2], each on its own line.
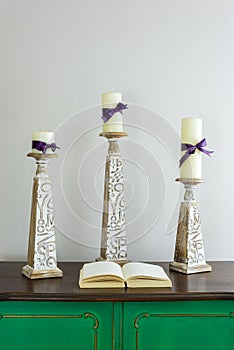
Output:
[32, 140, 60, 154]
[101, 102, 128, 123]
[179, 138, 214, 167]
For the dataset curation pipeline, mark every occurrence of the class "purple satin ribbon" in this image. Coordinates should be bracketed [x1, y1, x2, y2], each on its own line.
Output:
[179, 138, 214, 167]
[101, 102, 128, 123]
[32, 140, 60, 154]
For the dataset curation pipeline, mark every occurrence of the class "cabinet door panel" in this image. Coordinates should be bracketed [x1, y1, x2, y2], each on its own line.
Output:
[0, 301, 113, 350]
[123, 301, 234, 350]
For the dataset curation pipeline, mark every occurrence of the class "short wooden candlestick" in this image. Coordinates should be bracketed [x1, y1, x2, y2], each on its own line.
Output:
[169, 178, 212, 274]
[97, 132, 129, 265]
[22, 153, 63, 279]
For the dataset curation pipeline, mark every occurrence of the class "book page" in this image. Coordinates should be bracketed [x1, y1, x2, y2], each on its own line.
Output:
[122, 262, 170, 281]
[81, 261, 124, 281]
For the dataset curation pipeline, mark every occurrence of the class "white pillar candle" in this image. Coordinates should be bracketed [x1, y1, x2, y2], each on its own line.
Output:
[180, 118, 202, 179]
[102, 91, 123, 133]
[32, 130, 55, 154]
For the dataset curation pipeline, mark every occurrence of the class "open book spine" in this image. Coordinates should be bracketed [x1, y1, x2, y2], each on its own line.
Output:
[97, 138, 128, 264]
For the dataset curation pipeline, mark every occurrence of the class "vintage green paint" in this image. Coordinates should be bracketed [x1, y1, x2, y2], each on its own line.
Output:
[123, 301, 234, 350]
[1, 300, 234, 350]
[0, 301, 113, 350]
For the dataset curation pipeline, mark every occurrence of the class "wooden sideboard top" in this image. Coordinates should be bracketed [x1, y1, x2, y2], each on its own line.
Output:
[0, 262, 234, 302]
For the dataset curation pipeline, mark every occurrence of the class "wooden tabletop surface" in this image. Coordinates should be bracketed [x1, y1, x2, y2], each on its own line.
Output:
[0, 262, 234, 302]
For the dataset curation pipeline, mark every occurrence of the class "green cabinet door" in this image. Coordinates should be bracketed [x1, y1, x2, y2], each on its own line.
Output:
[123, 301, 234, 350]
[0, 301, 113, 350]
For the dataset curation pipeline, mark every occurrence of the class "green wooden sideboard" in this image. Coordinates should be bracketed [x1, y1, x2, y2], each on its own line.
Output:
[0, 262, 234, 350]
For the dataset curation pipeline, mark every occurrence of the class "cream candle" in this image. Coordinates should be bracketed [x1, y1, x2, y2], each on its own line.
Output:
[32, 130, 55, 154]
[102, 91, 124, 133]
[180, 118, 203, 179]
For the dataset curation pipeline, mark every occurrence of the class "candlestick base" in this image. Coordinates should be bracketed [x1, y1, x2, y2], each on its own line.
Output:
[96, 256, 129, 266]
[22, 152, 63, 279]
[22, 265, 63, 279]
[170, 178, 212, 274]
[169, 261, 211, 274]
[97, 132, 128, 265]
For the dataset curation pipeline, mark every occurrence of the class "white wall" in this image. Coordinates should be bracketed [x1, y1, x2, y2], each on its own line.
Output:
[0, 0, 233, 262]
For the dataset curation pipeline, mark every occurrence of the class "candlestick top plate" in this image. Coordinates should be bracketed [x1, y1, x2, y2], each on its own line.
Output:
[27, 152, 58, 160]
[176, 178, 204, 185]
[99, 132, 128, 139]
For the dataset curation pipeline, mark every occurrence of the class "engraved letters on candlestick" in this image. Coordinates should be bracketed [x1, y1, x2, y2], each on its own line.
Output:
[97, 132, 128, 264]
[22, 153, 63, 279]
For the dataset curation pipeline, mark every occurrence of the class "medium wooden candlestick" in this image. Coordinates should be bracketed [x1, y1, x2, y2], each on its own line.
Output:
[97, 132, 129, 265]
[170, 178, 212, 274]
[22, 153, 63, 279]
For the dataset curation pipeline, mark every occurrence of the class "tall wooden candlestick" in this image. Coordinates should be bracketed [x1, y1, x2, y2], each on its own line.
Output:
[97, 132, 128, 265]
[22, 153, 63, 279]
[170, 178, 212, 274]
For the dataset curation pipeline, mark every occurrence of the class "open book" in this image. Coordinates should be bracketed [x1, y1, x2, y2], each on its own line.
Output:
[79, 261, 172, 288]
